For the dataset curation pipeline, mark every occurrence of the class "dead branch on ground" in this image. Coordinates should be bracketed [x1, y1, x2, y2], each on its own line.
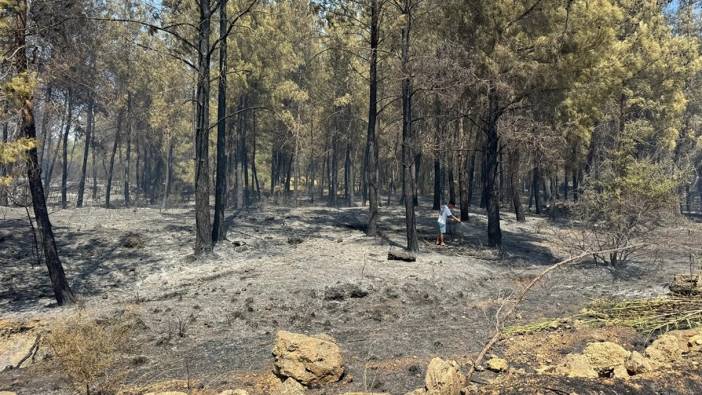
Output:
[467, 243, 645, 380]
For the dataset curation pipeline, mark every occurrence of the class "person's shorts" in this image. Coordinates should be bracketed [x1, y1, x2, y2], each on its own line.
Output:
[437, 221, 446, 234]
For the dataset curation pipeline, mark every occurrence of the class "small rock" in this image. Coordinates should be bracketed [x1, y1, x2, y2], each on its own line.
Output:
[218, 391, 249, 395]
[670, 273, 702, 295]
[583, 341, 630, 372]
[131, 355, 148, 366]
[279, 378, 306, 395]
[625, 351, 654, 375]
[486, 357, 508, 372]
[0, 392, 17, 395]
[424, 357, 465, 395]
[272, 331, 344, 386]
[646, 333, 683, 365]
[553, 354, 598, 378]
[323, 283, 369, 301]
[689, 334, 702, 351]
[121, 231, 145, 248]
[287, 237, 304, 245]
[612, 364, 630, 379]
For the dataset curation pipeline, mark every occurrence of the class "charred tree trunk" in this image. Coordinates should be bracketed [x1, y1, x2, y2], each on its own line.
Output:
[413, 150, 420, 207]
[194, 0, 213, 255]
[344, 142, 353, 206]
[365, 11, 380, 229]
[319, 147, 326, 200]
[329, 133, 338, 206]
[123, 94, 132, 207]
[14, 2, 75, 305]
[532, 164, 542, 214]
[39, 87, 52, 171]
[483, 88, 502, 247]
[458, 119, 469, 221]
[448, 121, 457, 205]
[572, 167, 579, 202]
[284, 152, 293, 197]
[366, 21, 380, 235]
[432, 96, 441, 210]
[433, 156, 441, 209]
[76, 96, 94, 208]
[448, 167, 456, 204]
[162, 136, 174, 210]
[563, 164, 568, 201]
[142, 144, 151, 200]
[400, 0, 418, 252]
[135, 133, 141, 199]
[270, 146, 277, 196]
[509, 149, 525, 222]
[105, 111, 123, 208]
[212, 0, 229, 244]
[91, 123, 97, 201]
[251, 110, 261, 200]
[235, 99, 245, 208]
[60, 89, 73, 209]
[149, 153, 162, 205]
[467, 133, 477, 208]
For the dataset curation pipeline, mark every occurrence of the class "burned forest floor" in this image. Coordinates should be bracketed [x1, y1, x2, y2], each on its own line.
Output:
[1, 199, 702, 394]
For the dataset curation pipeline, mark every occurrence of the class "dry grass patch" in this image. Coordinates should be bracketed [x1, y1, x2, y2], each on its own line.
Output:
[47, 314, 131, 395]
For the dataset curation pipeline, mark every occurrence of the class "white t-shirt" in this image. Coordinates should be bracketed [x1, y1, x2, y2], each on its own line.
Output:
[438, 205, 452, 225]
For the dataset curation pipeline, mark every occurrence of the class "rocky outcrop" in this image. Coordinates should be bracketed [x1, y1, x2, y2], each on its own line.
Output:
[645, 333, 683, 365]
[272, 331, 344, 386]
[550, 339, 669, 379]
[424, 357, 465, 395]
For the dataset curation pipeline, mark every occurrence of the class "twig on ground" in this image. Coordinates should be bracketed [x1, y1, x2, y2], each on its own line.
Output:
[15, 334, 40, 369]
[466, 243, 645, 380]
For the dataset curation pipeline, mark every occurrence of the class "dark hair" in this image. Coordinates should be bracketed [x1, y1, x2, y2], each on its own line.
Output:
[448, 200, 456, 206]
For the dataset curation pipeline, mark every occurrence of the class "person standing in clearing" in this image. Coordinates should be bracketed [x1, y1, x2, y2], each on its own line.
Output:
[437, 201, 460, 246]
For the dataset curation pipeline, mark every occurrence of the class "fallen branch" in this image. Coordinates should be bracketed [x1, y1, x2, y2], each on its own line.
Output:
[388, 249, 416, 262]
[15, 334, 41, 369]
[467, 243, 645, 380]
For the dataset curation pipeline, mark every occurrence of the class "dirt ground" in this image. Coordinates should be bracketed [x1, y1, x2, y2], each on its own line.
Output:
[1, 200, 701, 394]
